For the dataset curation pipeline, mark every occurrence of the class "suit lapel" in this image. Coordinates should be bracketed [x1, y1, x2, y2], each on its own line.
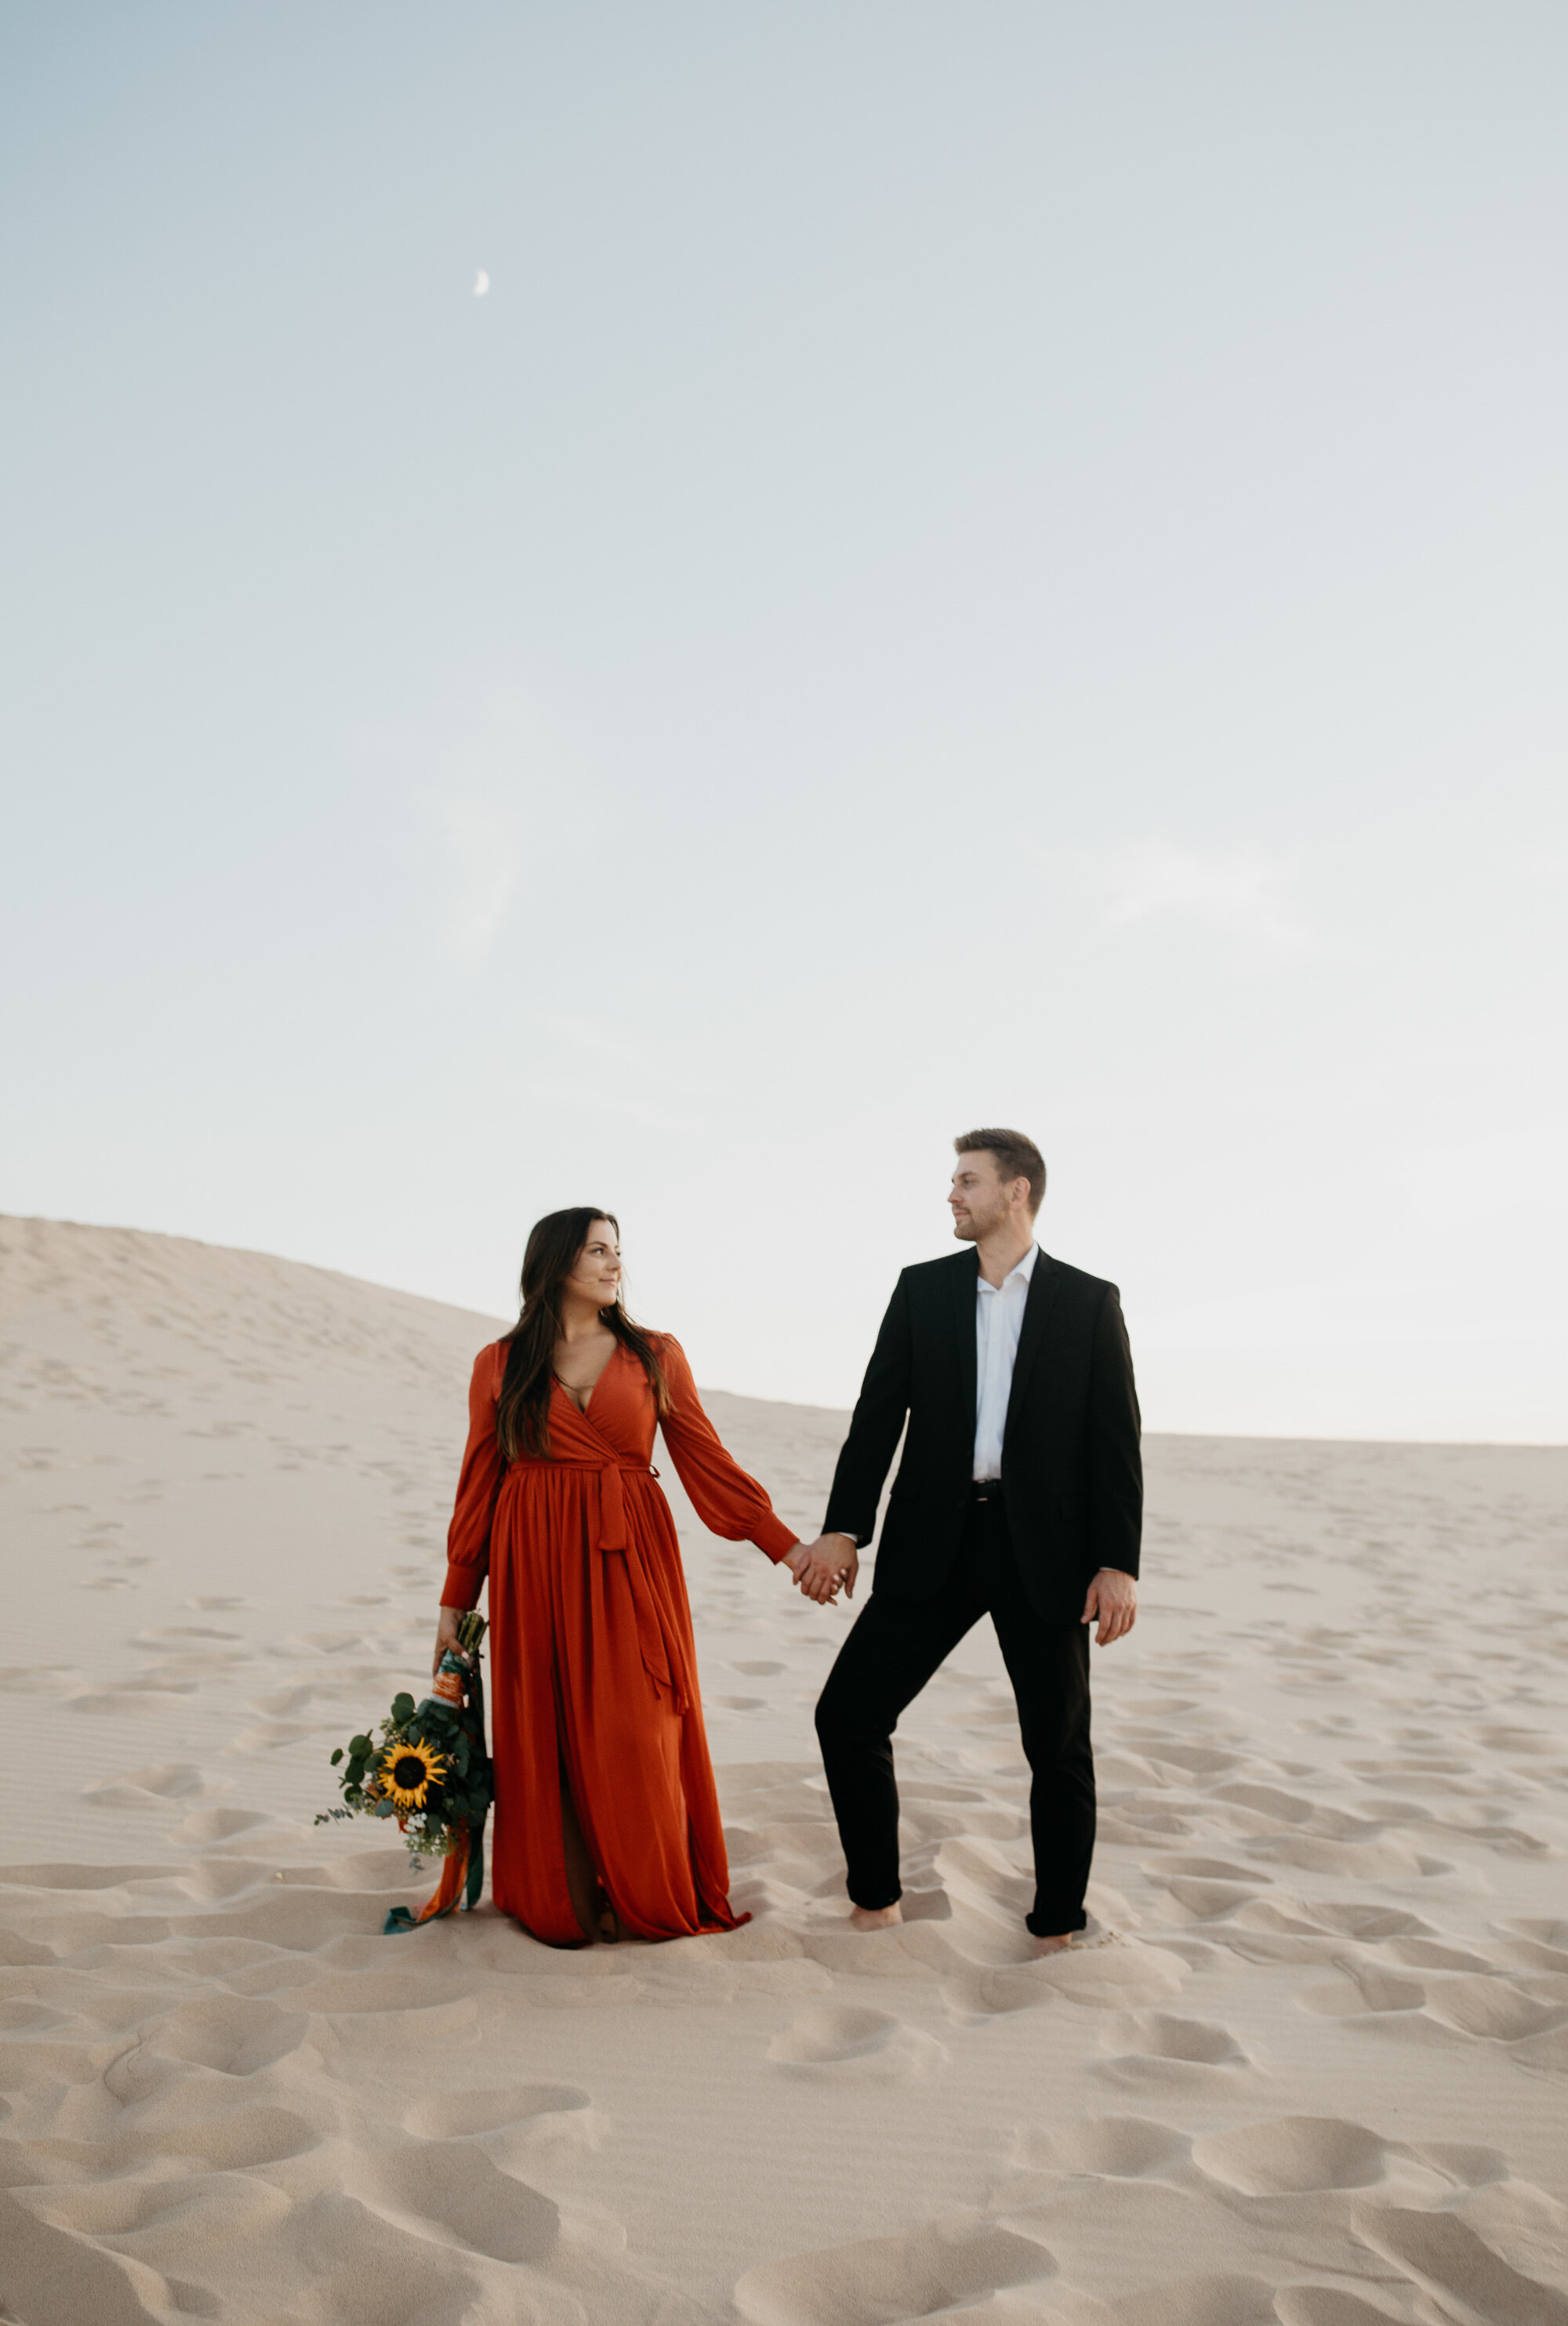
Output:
[1004, 1251, 1060, 1447]
[951, 1247, 979, 1426]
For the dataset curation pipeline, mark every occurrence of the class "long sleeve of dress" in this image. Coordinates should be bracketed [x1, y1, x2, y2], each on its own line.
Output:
[441, 1343, 506, 1609]
[655, 1337, 799, 1562]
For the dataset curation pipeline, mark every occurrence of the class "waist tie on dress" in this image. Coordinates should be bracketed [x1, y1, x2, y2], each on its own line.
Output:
[508, 1456, 692, 1713]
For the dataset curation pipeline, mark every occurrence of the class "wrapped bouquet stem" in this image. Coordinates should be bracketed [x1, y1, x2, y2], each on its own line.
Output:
[318, 1610, 492, 1934]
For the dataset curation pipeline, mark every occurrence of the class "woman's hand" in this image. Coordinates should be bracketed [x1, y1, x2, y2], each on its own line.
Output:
[432, 1605, 463, 1679]
[786, 1535, 858, 1604]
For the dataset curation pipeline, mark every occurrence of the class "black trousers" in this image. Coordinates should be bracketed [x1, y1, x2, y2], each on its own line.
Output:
[814, 1493, 1094, 1937]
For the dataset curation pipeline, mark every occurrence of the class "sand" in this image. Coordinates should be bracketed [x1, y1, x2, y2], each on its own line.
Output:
[2, 1213, 1566, 2326]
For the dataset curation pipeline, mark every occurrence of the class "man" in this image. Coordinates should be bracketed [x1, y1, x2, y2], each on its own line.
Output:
[792, 1128, 1141, 1954]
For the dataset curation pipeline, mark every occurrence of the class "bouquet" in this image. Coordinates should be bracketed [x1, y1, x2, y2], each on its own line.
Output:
[318, 1610, 492, 1934]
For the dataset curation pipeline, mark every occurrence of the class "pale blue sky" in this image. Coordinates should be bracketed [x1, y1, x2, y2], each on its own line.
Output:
[4, 3, 1566, 1435]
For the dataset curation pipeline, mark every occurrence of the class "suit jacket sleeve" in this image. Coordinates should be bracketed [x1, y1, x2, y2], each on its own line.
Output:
[822, 1271, 913, 1547]
[1088, 1287, 1143, 1578]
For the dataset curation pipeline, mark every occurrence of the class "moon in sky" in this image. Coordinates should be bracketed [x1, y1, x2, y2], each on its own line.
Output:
[473, 269, 489, 298]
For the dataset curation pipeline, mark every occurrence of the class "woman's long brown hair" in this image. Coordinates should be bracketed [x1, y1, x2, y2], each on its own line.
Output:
[495, 1207, 670, 1461]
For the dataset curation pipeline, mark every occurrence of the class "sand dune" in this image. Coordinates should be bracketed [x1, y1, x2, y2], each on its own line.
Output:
[2, 1214, 1565, 2325]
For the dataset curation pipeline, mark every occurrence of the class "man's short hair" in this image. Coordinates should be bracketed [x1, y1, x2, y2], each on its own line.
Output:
[954, 1127, 1047, 1217]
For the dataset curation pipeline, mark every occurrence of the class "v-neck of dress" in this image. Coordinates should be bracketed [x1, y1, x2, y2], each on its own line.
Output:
[554, 1338, 619, 1420]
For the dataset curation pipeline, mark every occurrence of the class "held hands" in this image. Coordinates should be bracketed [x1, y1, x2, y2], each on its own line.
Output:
[785, 1533, 858, 1606]
[1082, 1567, 1137, 1646]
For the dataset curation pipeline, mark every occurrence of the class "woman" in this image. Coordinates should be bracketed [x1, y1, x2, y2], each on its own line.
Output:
[434, 1207, 810, 1946]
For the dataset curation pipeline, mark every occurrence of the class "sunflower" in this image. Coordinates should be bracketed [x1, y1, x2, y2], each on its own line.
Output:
[375, 1737, 448, 1811]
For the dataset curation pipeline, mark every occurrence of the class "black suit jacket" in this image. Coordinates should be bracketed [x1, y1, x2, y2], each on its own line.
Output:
[823, 1247, 1142, 1621]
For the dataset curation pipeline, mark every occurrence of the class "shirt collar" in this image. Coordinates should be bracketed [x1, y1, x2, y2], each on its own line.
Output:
[978, 1243, 1040, 1294]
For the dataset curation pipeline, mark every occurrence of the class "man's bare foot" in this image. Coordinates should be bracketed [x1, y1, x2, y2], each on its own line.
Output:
[850, 1902, 902, 1932]
[1031, 1932, 1073, 1954]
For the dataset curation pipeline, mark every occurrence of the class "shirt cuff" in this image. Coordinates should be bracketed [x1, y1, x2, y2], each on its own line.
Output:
[441, 1562, 486, 1611]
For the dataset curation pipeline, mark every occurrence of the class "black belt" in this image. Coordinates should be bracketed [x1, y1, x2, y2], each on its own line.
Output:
[970, 1479, 1003, 1503]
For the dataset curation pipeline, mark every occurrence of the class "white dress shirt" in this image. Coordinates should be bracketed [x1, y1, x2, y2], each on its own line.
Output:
[973, 1243, 1038, 1481]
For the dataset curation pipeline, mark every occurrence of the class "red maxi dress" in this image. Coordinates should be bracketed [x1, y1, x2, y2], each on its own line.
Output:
[441, 1335, 798, 1946]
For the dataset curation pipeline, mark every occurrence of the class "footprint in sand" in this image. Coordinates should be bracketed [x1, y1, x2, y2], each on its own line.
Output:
[0, 2000, 69, 2033]
[930, 1834, 1036, 1926]
[361, 2139, 560, 2264]
[1147, 1854, 1262, 1881]
[735, 2216, 1053, 2326]
[309, 1847, 430, 1896]
[1097, 2009, 1255, 2087]
[1194, 2115, 1396, 2197]
[292, 2189, 490, 2326]
[1301, 1900, 1434, 1941]
[168, 1805, 274, 1845]
[312, 1996, 481, 2056]
[1275, 2292, 1425, 2326]
[281, 1968, 462, 2016]
[1494, 1921, 1568, 1981]
[1383, 1935, 1494, 1971]
[24, 2166, 292, 2250]
[137, 2103, 320, 2171]
[246, 1683, 318, 1716]
[1157, 1874, 1262, 1923]
[142, 1624, 244, 1648]
[1353, 2202, 1568, 2325]
[226, 1721, 313, 1751]
[176, 1858, 280, 1904]
[148, 1993, 311, 2077]
[1019, 2115, 1191, 2178]
[404, 2084, 604, 2155]
[2, 1860, 170, 1892]
[1211, 1780, 1317, 1825]
[1420, 1973, 1568, 2043]
[1298, 1964, 1427, 2018]
[1110, 2273, 1279, 2326]
[82, 1761, 220, 1809]
[768, 2003, 946, 2079]
[0, 1664, 87, 1700]
[946, 1941, 1188, 2021]
[404, 2082, 591, 2139]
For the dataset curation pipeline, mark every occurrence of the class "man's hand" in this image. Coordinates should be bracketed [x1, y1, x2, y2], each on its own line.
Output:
[1081, 1567, 1137, 1646]
[786, 1533, 859, 1605]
